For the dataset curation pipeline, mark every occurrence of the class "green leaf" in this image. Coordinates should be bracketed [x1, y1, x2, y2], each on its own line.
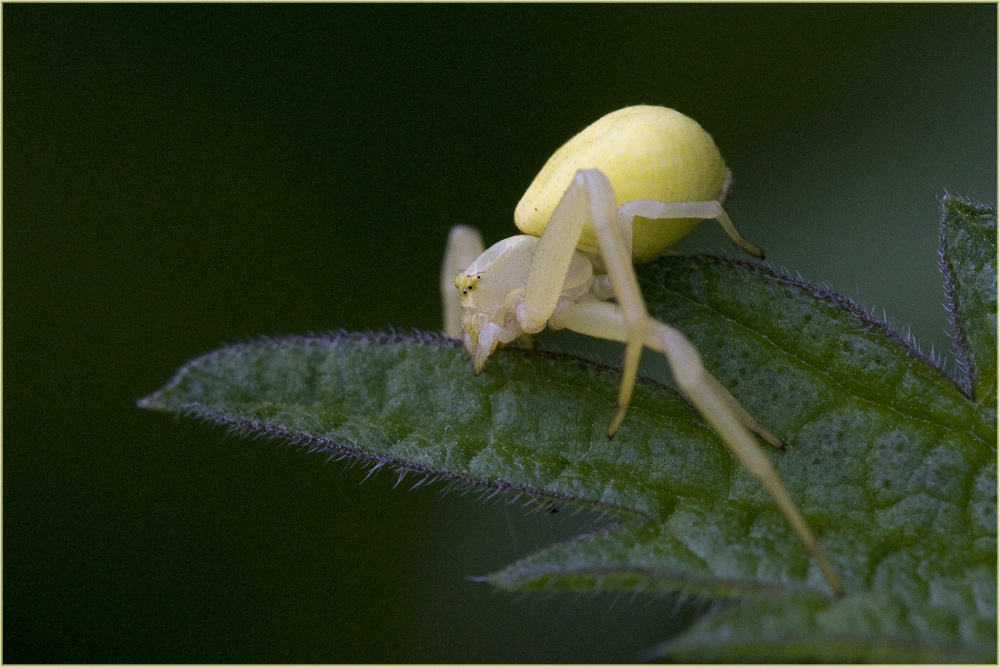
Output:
[659, 573, 997, 663]
[140, 197, 996, 662]
[138, 331, 742, 522]
[939, 194, 998, 441]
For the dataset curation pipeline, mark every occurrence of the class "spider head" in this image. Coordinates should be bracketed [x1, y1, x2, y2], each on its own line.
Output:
[453, 235, 538, 372]
[454, 273, 481, 297]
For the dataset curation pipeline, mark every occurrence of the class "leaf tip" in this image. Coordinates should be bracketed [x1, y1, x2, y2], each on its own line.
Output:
[136, 391, 164, 411]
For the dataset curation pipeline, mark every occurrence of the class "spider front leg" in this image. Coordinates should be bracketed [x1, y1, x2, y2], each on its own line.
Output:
[554, 300, 843, 596]
[514, 169, 651, 439]
[524, 170, 768, 437]
[566, 170, 771, 437]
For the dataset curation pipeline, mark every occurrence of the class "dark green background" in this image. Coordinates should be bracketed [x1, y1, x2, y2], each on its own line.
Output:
[5, 4, 995, 663]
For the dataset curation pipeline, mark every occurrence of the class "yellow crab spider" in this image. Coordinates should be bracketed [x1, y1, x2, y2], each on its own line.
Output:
[441, 105, 843, 596]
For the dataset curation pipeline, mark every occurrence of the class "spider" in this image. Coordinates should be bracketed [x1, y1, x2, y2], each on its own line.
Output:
[440, 105, 842, 596]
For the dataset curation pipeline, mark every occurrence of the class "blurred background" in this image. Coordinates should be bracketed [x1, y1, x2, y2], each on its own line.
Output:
[5, 4, 995, 662]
